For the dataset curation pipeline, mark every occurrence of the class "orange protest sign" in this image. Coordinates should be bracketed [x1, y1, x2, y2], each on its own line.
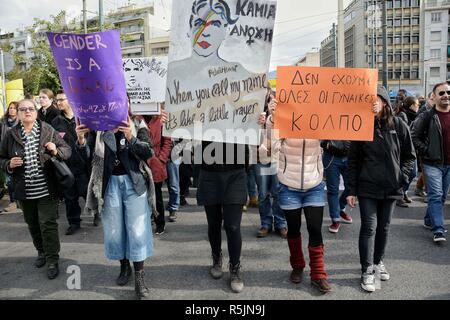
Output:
[274, 66, 378, 141]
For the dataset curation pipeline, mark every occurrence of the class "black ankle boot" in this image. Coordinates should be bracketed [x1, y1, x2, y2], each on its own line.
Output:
[229, 262, 244, 293]
[210, 252, 223, 279]
[116, 260, 132, 286]
[134, 270, 149, 299]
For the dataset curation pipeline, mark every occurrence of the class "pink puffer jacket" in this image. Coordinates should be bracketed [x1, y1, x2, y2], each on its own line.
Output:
[263, 115, 323, 190]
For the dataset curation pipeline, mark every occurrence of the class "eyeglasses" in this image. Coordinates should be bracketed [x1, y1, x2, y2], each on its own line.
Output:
[56, 98, 67, 102]
[18, 107, 36, 112]
[438, 91, 450, 97]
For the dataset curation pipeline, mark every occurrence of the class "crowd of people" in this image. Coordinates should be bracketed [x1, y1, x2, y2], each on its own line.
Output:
[0, 79, 449, 299]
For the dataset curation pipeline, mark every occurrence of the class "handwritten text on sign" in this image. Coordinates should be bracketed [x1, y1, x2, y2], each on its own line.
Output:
[47, 31, 128, 131]
[274, 66, 378, 141]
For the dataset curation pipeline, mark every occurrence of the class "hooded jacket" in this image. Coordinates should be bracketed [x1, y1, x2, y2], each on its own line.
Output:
[347, 86, 416, 199]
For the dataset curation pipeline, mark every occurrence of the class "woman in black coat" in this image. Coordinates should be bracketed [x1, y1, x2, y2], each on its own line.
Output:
[346, 86, 415, 293]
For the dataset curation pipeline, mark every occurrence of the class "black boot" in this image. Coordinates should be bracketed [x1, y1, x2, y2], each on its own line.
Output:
[134, 270, 150, 299]
[229, 262, 244, 293]
[34, 251, 46, 268]
[210, 252, 223, 279]
[116, 260, 132, 286]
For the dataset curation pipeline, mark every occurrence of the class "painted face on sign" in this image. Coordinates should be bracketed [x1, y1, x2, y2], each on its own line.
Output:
[189, 0, 237, 59]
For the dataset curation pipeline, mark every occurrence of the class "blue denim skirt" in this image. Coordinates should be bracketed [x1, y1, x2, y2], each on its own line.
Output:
[102, 175, 154, 262]
[278, 181, 326, 210]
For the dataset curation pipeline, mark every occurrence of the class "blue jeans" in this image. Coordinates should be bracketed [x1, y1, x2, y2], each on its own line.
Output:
[247, 165, 257, 198]
[423, 164, 450, 234]
[102, 175, 154, 262]
[278, 182, 326, 210]
[322, 152, 349, 222]
[166, 160, 180, 212]
[403, 159, 418, 193]
[255, 163, 286, 230]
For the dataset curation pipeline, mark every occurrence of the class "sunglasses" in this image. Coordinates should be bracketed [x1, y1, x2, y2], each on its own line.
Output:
[18, 107, 36, 112]
[438, 91, 450, 97]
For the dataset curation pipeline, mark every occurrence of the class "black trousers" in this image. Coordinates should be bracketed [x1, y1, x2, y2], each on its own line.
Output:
[154, 182, 165, 227]
[204, 204, 243, 266]
[64, 174, 88, 227]
[358, 197, 395, 273]
[283, 206, 324, 247]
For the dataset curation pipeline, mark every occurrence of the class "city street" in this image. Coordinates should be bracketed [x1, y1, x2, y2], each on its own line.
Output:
[0, 188, 449, 300]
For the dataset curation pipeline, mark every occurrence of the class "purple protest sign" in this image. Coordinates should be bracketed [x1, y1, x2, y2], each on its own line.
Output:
[47, 30, 128, 131]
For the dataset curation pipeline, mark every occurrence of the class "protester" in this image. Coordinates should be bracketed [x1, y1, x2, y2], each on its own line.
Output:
[52, 90, 90, 234]
[76, 106, 155, 299]
[0, 101, 20, 213]
[261, 102, 331, 294]
[166, 139, 183, 222]
[396, 96, 420, 207]
[144, 106, 172, 235]
[411, 81, 450, 243]
[393, 89, 407, 113]
[256, 90, 287, 239]
[0, 99, 71, 279]
[37, 89, 60, 125]
[347, 86, 415, 292]
[320, 139, 352, 233]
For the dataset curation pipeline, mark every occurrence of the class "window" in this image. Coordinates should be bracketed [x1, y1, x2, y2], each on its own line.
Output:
[395, 0, 402, 8]
[403, 35, 410, 43]
[403, 18, 410, 25]
[403, 53, 410, 61]
[395, 53, 402, 61]
[411, 69, 419, 79]
[387, 1, 393, 9]
[411, 0, 420, 6]
[431, 12, 441, 23]
[403, 0, 410, 6]
[388, 36, 394, 44]
[395, 18, 402, 26]
[431, 49, 441, 59]
[411, 52, 419, 61]
[430, 31, 442, 41]
[403, 69, 410, 79]
[395, 69, 402, 79]
[412, 34, 420, 43]
[387, 19, 393, 26]
[430, 67, 441, 77]
[388, 54, 394, 62]
[389, 70, 394, 79]
[412, 17, 420, 25]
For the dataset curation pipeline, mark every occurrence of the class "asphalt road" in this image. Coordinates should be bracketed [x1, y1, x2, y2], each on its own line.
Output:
[0, 188, 449, 300]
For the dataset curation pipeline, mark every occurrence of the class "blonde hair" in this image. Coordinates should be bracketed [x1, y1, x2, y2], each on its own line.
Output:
[39, 88, 54, 100]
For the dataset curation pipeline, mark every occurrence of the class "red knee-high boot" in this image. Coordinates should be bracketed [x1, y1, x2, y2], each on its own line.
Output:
[287, 235, 306, 283]
[308, 245, 331, 293]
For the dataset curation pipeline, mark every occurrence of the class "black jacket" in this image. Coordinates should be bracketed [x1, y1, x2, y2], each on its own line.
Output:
[347, 117, 416, 199]
[0, 120, 72, 200]
[52, 114, 90, 176]
[411, 107, 445, 166]
[320, 140, 351, 157]
[78, 126, 153, 198]
[38, 105, 60, 125]
[201, 141, 248, 171]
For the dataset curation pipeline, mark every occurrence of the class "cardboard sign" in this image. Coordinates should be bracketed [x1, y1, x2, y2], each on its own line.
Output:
[275, 66, 378, 141]
[47, 31, 128, 131]
[123, 57, 167, 115]
[163, 0, 276, 145]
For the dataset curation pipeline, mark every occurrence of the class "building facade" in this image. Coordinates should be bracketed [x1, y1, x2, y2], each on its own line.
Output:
[296, 49, 320, 67]
[422, 0, 450, 95]
[320, 24, 337, 67]
[107, 3, 170, 58]
[322, 0, 425, 93]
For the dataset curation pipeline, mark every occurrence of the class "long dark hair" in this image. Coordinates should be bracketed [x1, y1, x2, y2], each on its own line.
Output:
[379, 96, 395, 129]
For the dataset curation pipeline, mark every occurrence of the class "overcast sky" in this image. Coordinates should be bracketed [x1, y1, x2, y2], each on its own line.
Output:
[0, 0, 352, 71]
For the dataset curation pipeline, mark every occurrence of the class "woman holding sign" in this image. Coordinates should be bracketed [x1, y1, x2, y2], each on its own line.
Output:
[346, 86, 415, 292]
[261, 100, 332, 294]
[76, 111, 154, 300]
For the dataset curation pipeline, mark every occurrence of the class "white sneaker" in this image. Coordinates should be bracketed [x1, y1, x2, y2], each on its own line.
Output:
[361, 267, 376, 292]
[375, 261, 390, 281]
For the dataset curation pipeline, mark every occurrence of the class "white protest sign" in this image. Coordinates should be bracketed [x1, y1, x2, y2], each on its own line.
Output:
[123, 56, 168, 115]
[164, 0, 276, 145]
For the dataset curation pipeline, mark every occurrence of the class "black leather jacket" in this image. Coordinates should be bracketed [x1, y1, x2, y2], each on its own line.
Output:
[320, 140, 351, 157]
[411, 108, 444, 166]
